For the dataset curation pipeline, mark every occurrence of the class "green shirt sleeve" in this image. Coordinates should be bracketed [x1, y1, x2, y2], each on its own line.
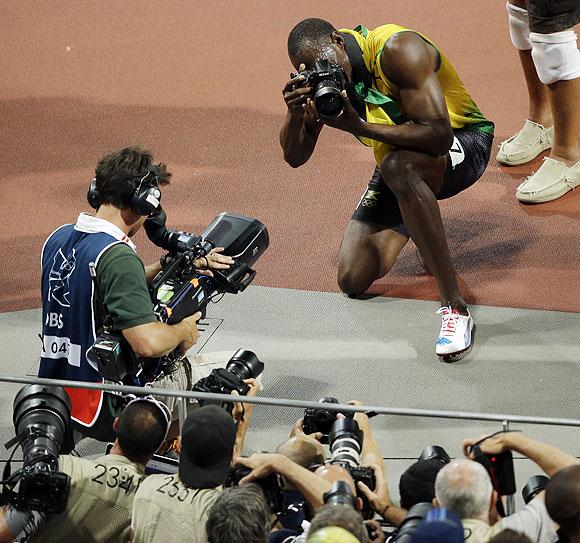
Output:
[96, 243, 157, 331]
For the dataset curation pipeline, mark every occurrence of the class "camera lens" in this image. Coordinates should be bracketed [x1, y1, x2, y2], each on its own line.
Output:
[329, 418, 363, 468]
[13, 385, 71, 463]
[323, 480, 357, 509]
[522, 475, 550, 504]
[418, 445, 451, 465]
[226, 349, 264, 381]
[314, 85, 343, 116]
[395, 502, 433, 543]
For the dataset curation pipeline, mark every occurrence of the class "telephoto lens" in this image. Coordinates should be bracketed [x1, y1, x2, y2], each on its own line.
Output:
[418, 445, 451, 465]
[226, 349, 264, 381]
[328, 418, 363, 468]
[322, 480, 358, 509]
[394, 502, 433, 543]
[13, 384, 72, 468]
[11, 385, 72, 513]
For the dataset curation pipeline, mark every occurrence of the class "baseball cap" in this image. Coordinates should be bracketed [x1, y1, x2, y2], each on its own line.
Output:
[411, 508, 464, 543]
[307, 526, 361, 543]
[179, 404, 236, 488]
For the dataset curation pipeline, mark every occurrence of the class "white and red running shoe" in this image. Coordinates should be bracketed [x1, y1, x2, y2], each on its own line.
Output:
[435, 306, 474, 362]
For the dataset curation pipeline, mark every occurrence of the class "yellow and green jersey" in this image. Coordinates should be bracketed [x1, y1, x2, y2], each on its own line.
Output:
[339, 24, 494, 165]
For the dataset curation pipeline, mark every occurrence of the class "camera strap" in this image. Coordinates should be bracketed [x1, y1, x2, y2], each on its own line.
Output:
[1, 432, 27, 505]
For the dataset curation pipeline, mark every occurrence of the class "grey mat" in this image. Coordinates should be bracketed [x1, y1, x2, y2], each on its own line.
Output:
[1, 286, 579, 507]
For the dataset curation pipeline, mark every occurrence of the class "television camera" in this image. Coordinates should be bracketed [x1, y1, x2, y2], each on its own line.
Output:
[89, 209, 269, 383]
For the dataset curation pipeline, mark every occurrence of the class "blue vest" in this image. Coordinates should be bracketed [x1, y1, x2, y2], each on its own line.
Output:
[40, 224, 123, 425]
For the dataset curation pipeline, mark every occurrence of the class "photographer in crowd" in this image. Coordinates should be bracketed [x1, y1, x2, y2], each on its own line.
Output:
[39, 146, 232, 443]
[260, 400, 401, 542]
[432, 431, 580, 542]
[342, 402, 406, 529]
[130, 381, 258, 543]
[0, 396, 170, 542]
[545, 464, 580, 543]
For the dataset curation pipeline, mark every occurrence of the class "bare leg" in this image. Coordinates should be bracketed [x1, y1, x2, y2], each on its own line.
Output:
[518, 49, 553, 127]
[337, 221, 408, 296]
[509, 0, 552, 126]
[549, 76, 580, 164]
[379, 150, 467, 314]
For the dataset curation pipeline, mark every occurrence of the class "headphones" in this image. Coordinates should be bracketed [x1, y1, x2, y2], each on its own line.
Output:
[87, 167, 162, 217]
[124, 395, 172, 443]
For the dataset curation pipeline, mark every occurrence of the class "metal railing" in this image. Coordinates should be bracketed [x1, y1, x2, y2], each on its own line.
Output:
[1, 374, 579, 428]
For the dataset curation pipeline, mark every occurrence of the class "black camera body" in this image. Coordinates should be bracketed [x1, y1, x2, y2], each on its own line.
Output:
[293, 59, 347, 117]
[471, 446, 516, 496]
[226, 464, 284, 516]
[13, 466, 71, 514]
[89, 330, 141, 383]
[150, 212, 269, 324]
[303, 397, 354, 444]
[5, 385, 72, 514]
[192, 349, 264, 414]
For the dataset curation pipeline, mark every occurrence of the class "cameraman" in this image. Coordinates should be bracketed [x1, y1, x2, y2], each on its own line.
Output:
[130, 382, 258, 543]
[433, 431, 580, 542]
[0, 397, 169, 542]
[39, 147, 232, 442]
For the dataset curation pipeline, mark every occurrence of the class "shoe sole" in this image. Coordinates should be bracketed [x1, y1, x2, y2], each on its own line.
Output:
[438, 324, 476, 363]
[497, 142, 552, 166]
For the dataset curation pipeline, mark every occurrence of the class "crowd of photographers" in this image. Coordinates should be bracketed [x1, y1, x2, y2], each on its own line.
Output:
[0, 383, 578, 543]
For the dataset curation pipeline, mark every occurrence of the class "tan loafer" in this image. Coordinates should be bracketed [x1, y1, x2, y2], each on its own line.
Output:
[516, 157, 580, 203]
[497, 120, 553, 166]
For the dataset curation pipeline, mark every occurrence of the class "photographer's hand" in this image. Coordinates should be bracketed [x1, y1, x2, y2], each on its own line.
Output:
[463, 432, 511, 458]
[194, 247, 234, 277]
[463, 431, 580, 478]
[231, 378, 260, 425]
[347, 400, 381, 465]
[280, 63, 323, 168]
[357, 461, 406, 528]
[290, 417, 323, 441]
[283, 65, 312, 115]
[316, 90, 364, 135]
[231, 379, 260, 457]
[177, 311, 202, 354]
[365, 519, 386, 543]
[236, 454, 331, 511]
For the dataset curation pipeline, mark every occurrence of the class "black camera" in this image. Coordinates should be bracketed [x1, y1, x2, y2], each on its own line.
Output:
[470, 445, 516, 497]
[393, 502, 433, 543]
[148, 211, 270, 324]
[226, 464, 284, 516]
[293, 59, 347, 117]
[303, 397, 354, 444]
[192, 349, 264, 413]
[89, 211, 269, 384]
[4, 385, 72, 514]
[88, 330, 140, 383]
[328, 418, 376, 519]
